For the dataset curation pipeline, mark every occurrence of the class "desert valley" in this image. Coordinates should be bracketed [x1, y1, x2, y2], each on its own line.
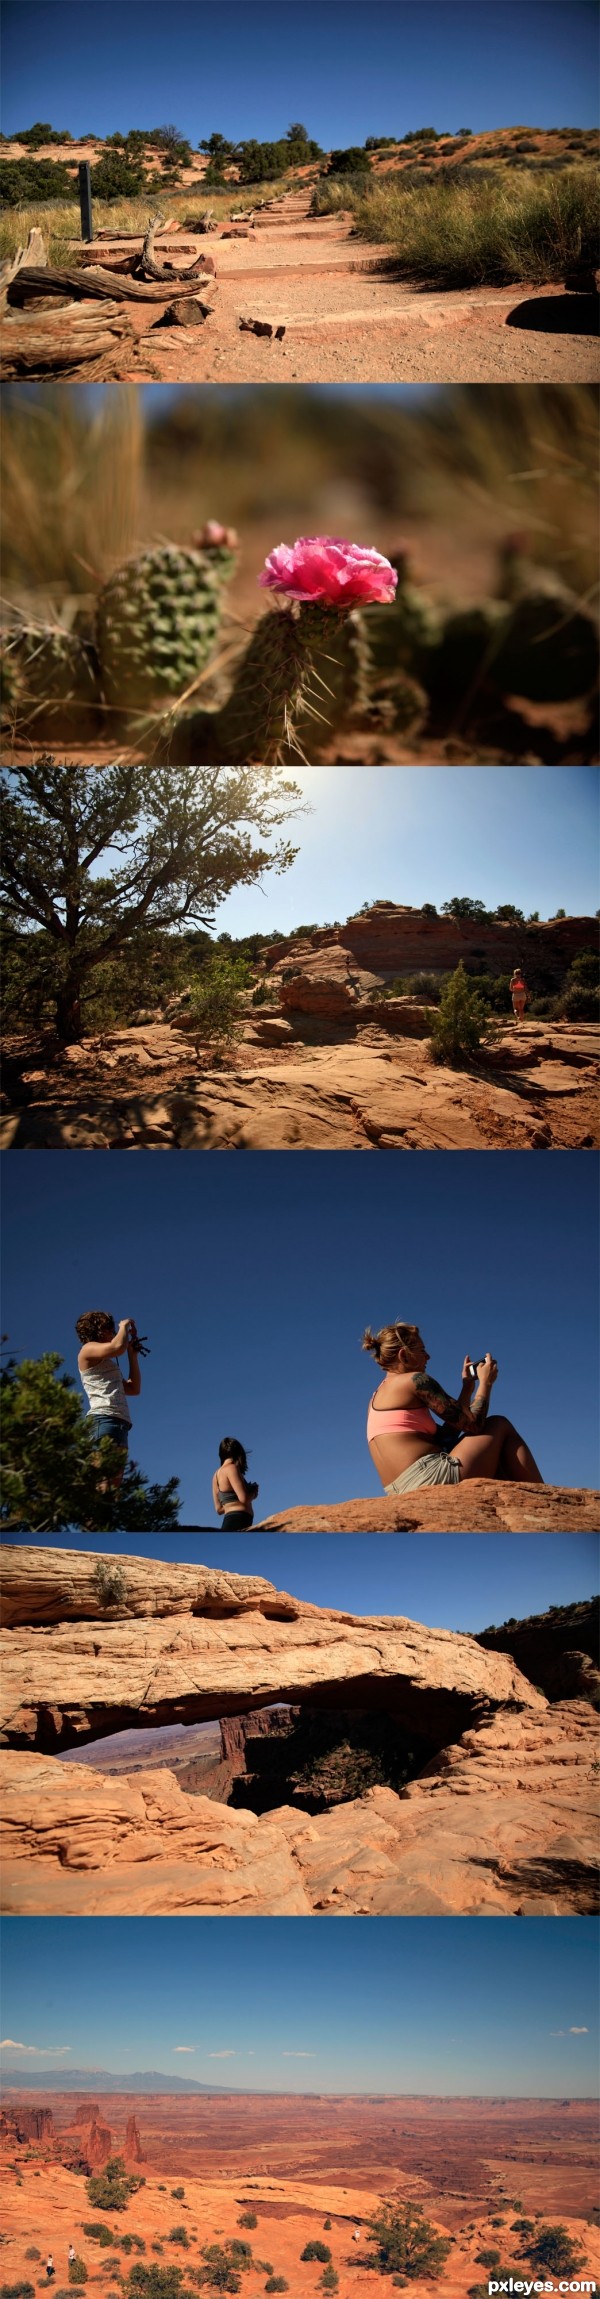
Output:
[1, 2092, 599, 2297]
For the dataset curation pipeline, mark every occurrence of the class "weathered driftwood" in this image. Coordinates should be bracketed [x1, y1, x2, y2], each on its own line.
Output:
[134, 213, 211, 282]
[7, 265, 211, 306]
[0, 299, 135, 376]
[0, 227, 47, 294]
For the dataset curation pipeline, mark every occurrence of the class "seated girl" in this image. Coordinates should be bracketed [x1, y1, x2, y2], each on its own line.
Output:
[363, 1319, 544, 1493]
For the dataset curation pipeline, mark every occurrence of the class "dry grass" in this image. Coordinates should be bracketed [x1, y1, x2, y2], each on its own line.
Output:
[314, 165, 600, 287]
[0, 387, 143, 597]
[0, 177, 296, 267]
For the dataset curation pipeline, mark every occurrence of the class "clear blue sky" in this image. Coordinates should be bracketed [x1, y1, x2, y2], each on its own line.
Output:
[3, 1, 598, 140]
[214, 767, 598, 940]
[1, 1918, 598, 2095]
[2, 1155, 598, 1516]
[3, 1530, 597, 1631]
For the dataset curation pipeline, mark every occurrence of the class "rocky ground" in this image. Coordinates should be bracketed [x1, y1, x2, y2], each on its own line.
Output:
[103, 190, 600, 385]
[258, 1485, 598, 1530]
[3, 1016, 597, 1151]
[1, 1548, 597, 1917]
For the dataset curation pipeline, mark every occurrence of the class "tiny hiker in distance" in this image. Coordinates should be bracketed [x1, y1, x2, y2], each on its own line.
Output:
[76, 1310, 145, 1488]
[363, 1320, 544, 1493]
[510, 966, 529, 1022]
[212, 1437, 259, 1531]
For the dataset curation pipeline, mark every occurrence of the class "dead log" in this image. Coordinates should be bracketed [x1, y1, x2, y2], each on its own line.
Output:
[7, 265, 212, 306]
[0, 227, 47, 295]
[0, 300, 135, 377]
[134, 212, 212, 282]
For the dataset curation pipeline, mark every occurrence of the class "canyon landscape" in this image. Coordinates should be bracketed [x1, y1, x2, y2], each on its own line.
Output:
[3, 904, 598, 1153]
[1, 2090, 598, 2297]
[1, 1548, 598, 1917]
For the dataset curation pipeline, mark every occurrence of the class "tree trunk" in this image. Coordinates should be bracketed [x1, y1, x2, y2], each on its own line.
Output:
[55, 976, 83, 1042]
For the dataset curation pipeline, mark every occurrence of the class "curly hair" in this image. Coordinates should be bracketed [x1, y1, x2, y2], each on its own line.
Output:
[75, 1310, 116, 1345]
[361, 1320, 421, 1368]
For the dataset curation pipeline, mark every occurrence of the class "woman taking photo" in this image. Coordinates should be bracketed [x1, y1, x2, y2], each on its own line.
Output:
[212, 1438, 259, 1531]
[363, 1320, 544, 1494]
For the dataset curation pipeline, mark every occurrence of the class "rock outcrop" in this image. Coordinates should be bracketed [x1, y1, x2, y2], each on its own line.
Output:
[259, 1483, 599, 1531]
[0, 1549, 302, 1630]
[0, 1546, 544, 1754]
[125, 2112, 143, 2162]
[264, 905, 598, 986]
[477, 1598, 600, 1703]
[0, 2105, 54, 2144]
[2, 1701, 597, 1917]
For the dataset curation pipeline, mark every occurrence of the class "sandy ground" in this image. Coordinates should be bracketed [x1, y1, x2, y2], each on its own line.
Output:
[1, 2131, 598, 2299]
[106, 191, 600, 383]
[3, 1019, 598, 1151]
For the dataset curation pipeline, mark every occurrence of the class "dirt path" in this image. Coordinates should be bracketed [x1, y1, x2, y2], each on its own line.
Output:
[115, 190, 600, 382]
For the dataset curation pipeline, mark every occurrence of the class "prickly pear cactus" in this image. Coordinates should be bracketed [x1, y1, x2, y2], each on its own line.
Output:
[96, 540, 235, 714]
[217, 602, 375, 762]
[5, 626, 100, 737]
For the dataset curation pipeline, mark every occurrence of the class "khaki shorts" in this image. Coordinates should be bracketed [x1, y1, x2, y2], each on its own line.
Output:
[385, 1452, 462, 1493]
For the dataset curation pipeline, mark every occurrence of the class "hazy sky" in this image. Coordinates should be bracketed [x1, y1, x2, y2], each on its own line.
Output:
[2, 1917, 598, 2094]
[4, 1530, 597, 1633]
[213, 768, 599, 942]
[2, 1154, 598, 1517]
[3, 1, 598, 140]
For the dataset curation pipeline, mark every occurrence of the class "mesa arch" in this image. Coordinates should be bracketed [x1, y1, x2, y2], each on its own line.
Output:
[1, 1549, 598, 1918]
[0, 1545, 544, 1757]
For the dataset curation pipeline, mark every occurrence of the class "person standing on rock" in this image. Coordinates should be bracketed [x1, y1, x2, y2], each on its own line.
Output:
[212, 1437, 259, 1530]
[46, 2260, 55, 2282]
[68, 2248, 76, 2269]
[363, 1320, 544, 1493]
[510, 967, 528, 1022]
[76, 1310, 142, 1489]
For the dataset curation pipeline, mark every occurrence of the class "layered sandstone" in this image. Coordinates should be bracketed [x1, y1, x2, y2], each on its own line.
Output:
[0, 1549, 303, 1629]
[1, 1550, 541, 1753]
[264, 906, 598, 985]
[259, 1482, 599, 1530]
[2, 1700, 597, 1917]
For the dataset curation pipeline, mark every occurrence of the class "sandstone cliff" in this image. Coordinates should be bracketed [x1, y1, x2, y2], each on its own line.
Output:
[264, 905, 597, 985]
[0, 1546, 597, 1919]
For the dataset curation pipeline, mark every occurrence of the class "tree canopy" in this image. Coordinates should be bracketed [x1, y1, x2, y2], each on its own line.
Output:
[0, 760, 301, 1040]
[1, 1353, 180, 1532]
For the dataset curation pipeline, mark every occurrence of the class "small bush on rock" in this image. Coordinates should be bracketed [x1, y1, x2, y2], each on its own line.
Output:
[365, 2199, 451, 2280]
[1, 2285, 35, 2298]
[430, 963, 489, 1066]
[475, 2251, 501, 2268]
[68, 2264, 87, 2287]
[171, 2192, 185, 2202]
[237, 2218, 257, 2232]
[521, 2224, 586, 2275]
[264, 2283, 288, 2294]
[300, 2245, 331, 2263]
[82, 2228, 115, 2247]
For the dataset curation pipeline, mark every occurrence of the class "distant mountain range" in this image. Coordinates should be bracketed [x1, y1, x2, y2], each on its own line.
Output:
[0, 2067, 236, 2094]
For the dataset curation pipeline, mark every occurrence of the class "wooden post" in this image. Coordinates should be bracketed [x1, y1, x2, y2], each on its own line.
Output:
[78, 161, 93, 242]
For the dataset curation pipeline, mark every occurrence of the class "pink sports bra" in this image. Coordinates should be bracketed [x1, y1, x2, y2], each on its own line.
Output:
[367, 1392, 437, 1443]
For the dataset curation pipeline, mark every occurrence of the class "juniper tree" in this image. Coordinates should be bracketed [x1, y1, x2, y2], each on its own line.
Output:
[0, 760, 301, 1042]
[1, 1352, 180, 1533]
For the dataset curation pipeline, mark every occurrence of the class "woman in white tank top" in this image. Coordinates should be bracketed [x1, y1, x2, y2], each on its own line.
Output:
[75, 1309, 141, 1488]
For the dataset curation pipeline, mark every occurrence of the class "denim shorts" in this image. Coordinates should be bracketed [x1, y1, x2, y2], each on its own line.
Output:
[89, 1414, 130, 1451]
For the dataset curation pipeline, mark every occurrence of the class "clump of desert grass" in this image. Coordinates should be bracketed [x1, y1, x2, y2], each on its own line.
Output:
[333, 167, 600, 287]
[1, 385, 143, 598]
[0, 178, 294, 268]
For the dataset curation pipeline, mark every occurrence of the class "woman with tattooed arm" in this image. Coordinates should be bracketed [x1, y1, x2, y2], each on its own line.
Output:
[363, 1319, 544, 1494]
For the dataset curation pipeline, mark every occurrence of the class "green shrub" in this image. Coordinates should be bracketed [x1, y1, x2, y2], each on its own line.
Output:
[1, 2286, 35, 2298]
[87, 2159, 140, 2213]
[475, 2251, 501, 2268]
[68, 2266, 87, 2288]
[125, 2271, 189, 2299]
[119, 2240, 146, 2257]
[323, 2221, 331, 2231]
[187, 954, 249, 1056]
[168, 2235, 189, 2251]
[365, 2200, 451, 2280]
[264, 2284, 288, 2295]
[521, 2224, 586, 2275]
[318, 2272, 338, 2293]
[0, 156, 77, 203]
[90, 153, 146, 198]
[300, 2244, 331, 2263]
[171, 2191, 185, 2202]
[197, 2245, 245, 2293]
[429, 963, 489, 1066]
[82, 2228, 115, 2248]
[350, 165, 600, 286]
[236, 2217, 257, 2232]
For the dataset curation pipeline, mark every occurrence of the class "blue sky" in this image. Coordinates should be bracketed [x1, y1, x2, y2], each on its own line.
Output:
[3, 1530, 597, 1630]
[3, 1, 598, 141]
[215, 767, 598, 940]
[2, 1154, 598, 1516]
[1, 1918, 597, 2094]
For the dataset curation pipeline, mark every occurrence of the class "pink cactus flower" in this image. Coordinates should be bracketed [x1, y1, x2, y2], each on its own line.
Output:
[259, 536, 398, 607]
